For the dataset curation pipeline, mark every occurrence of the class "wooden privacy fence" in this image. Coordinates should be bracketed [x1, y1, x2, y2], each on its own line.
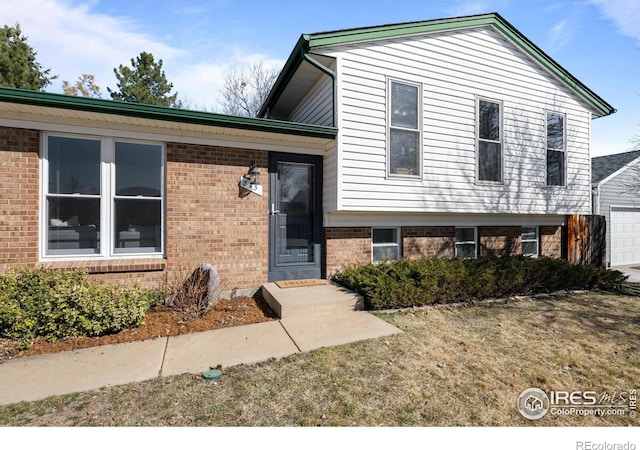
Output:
[566, 214, 606, 267]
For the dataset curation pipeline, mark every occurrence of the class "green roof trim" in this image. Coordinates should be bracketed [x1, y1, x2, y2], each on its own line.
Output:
[0, 86, 338, 139]
[263, 12, 615, 118]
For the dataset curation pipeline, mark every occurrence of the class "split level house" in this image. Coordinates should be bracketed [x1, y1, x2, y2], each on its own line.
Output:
[0, 13, 615, 292]
[592, 150, 640, 267]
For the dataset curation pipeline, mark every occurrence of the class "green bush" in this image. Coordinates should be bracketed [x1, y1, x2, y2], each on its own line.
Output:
[332, 256, 628, 310]
[0, 268, 157, 346]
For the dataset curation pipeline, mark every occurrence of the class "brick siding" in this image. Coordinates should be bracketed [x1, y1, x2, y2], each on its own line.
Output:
[478, 226, 521, 257]
[402, 226, 455, 259]
[540, 225, 562, 258]
[325, 227, 372, 276]
[165, 142, 268, 291]
[0, 127, 40, 272]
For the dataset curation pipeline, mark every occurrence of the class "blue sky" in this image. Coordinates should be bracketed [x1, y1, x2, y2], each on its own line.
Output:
[1, 0, 638, 157]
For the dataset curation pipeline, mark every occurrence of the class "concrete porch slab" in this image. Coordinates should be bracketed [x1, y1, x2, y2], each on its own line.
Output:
[281, 311, 403, 353]
[262, 281, 364, 318]
[161, 320, 299, 376]
[0, 337, 167, 405]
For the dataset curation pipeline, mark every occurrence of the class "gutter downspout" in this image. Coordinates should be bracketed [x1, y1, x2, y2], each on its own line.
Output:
[301, 48, 337, 128]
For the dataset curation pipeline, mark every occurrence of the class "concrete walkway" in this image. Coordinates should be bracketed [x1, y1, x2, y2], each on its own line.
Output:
[0, 311, 402, 406]
[613, 264, 640, 283]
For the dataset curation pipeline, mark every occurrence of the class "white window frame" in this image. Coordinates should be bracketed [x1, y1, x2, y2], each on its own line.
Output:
[372, 227, 402, 263]
[545, 111, 567, 187]
[476, 97, 503, 184]
[521, 226, 539, 258]
[455, 227, 477, 258]
[387, 78, 422, 179]
[40, 132, 165, 260]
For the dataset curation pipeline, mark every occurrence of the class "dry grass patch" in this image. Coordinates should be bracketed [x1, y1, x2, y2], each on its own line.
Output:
[0, 291, 638, 426]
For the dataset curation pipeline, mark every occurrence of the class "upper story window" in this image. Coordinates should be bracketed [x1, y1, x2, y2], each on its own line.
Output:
[43, 134, 164, 259]
[388, 80, 421, 177]
[477, 98, 502, 183]
[546, 112, 566, 186]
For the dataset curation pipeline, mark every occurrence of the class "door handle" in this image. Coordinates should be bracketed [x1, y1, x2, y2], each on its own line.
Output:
[270, 203, 280, 215]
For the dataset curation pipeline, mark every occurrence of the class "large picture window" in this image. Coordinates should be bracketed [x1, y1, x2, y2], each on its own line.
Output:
[43, 134, 164, 258]
[388, 80, 421, 177]
[477, 99, 502, 183]
[546, 112, 566, 186]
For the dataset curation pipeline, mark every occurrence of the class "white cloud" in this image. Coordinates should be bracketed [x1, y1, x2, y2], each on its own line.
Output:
[549, 20, 571, 50]
[0, 0, 282, 110]
[592, 0, 640, 42]
[0, 0, 180, 97]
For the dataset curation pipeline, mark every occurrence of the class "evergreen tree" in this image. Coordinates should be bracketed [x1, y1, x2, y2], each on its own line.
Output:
[108, 51, 181, 107]
[0, 23, 56, 91]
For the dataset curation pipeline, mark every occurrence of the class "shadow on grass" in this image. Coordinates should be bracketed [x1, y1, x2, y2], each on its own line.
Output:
[533, 291, 640, 345]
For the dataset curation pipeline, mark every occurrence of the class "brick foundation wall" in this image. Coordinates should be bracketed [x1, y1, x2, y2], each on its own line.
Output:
[325, 227, 372, 276]
[402, 226, 455, 259]
[540, 225, 562, 258]
[0, 128, 40, 272]
[478, 226, 521, 257]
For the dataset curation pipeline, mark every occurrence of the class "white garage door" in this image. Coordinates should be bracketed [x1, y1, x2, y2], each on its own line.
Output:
[610, 207, 640, 266]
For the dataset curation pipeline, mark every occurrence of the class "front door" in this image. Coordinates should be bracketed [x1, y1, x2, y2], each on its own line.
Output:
[268, 153, 323, 282]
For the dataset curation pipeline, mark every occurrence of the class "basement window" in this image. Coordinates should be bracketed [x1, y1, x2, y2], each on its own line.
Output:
[455, 227, 477, 258]
[372, 228, 401, 263]
[522, 227, 539, 258]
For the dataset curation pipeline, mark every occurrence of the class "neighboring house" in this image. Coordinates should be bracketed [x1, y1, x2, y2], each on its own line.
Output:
[0, 13, 615, 291]
[592, 150, 640, 267]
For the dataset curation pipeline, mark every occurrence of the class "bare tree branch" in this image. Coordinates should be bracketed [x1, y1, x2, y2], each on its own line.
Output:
[220, 61, 279, 117]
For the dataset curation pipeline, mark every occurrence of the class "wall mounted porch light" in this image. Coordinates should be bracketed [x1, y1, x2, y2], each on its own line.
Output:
[239, 162, 263, 196]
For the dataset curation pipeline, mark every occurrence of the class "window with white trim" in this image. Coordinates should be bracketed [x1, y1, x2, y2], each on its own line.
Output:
[477, 98, 502, 183]
[546, 112, 566, 186]
[455, 227, 477, 258]
[43, 134, 164, 258]
[372, 228, 401, 263]
[388, 80, 421, 177]
[521, 226, 539, 258]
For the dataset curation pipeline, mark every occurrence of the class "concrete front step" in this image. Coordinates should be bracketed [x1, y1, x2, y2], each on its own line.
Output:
[261, 281, 364, 318]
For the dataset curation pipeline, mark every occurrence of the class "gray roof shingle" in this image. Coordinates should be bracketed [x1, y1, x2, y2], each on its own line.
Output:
[592, 149, 640, 184]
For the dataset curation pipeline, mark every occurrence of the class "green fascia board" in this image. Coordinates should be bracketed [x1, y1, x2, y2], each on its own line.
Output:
[267, 12, 614, 118]
[0, 86, 337, 140]
[258, 35, 310, 117]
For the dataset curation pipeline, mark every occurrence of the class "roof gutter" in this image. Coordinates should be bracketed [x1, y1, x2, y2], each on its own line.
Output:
[0, 86, 337, 140]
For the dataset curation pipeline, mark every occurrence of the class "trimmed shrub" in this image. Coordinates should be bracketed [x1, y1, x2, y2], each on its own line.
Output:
[332, 256, 628, 310]
[0, 268, 157, 347]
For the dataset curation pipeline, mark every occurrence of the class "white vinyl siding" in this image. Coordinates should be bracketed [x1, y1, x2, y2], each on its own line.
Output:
[318, 26, 592, 215]
[289, 75, 334, 126]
